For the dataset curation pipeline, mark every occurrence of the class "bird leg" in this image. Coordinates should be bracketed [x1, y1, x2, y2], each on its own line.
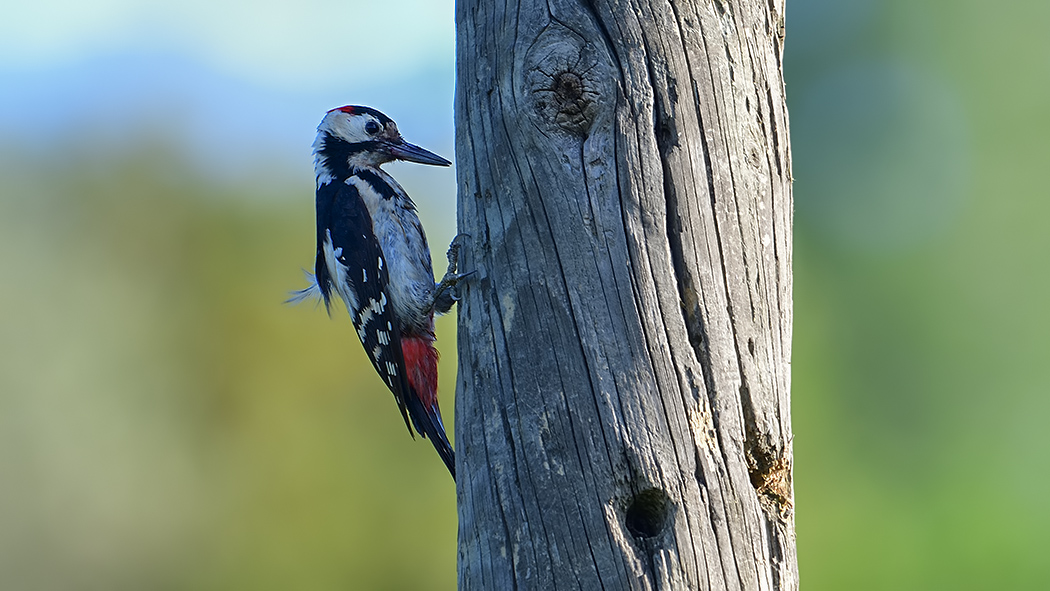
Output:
[431, 234, 473, 314]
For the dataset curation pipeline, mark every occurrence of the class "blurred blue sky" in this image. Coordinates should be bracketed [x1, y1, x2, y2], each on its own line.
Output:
[0, 0, 452, 84]
[0, 0, 456, 184]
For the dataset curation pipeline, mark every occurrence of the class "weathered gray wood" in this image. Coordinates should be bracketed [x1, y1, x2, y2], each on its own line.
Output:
[453, 1, 794, 589]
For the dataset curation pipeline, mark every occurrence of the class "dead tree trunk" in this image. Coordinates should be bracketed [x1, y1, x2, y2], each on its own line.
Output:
[453, 0, 794, 589]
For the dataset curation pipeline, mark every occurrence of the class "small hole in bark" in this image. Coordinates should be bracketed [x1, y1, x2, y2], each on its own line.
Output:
[625, 488, 670, 539]
[748, 338, 755, 355]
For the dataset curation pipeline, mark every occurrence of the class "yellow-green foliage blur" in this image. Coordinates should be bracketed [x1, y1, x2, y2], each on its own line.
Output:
[1, 0, 1048, 590]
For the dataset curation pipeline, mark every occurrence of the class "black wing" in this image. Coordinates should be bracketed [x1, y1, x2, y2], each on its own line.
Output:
[315, 181, 414, 434]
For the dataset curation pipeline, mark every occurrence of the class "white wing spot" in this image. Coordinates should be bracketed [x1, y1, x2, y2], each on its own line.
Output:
[386, 362, 398, 376]
[377, 330, 389, 345]
[378, 257, 383, 270]
[362, 268, 368, 283]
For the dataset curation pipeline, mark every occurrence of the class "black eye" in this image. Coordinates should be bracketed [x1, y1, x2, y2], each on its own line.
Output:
[365, 120, 381, 135]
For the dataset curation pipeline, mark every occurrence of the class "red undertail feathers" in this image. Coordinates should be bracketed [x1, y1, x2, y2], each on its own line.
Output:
[400, 335, 455, 478]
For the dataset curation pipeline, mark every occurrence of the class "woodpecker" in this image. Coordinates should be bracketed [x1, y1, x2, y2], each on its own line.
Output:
[293, 105, 462, 479]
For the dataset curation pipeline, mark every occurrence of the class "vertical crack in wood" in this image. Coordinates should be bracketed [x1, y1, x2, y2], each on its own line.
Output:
[764, 84, 782, 177]
[580, 0, 626, 85]
[762, 504, 785, 591]
[684, 79, 725, 441]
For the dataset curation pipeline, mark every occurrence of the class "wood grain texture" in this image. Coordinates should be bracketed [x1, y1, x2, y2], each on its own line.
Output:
[453, 1, 794, 589]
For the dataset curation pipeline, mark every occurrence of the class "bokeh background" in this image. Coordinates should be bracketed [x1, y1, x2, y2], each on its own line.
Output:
[1, 0, 1046, 589]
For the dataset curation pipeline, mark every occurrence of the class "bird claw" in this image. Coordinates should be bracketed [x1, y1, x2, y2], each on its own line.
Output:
[445, 233, 472, 274]
[432, 234, 474, 314]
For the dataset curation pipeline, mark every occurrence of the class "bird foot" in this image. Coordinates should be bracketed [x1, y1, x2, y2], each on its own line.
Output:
[431, 234, 473, 314]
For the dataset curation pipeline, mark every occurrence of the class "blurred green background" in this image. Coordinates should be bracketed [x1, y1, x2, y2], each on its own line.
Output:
[0, 0, 1047, 589]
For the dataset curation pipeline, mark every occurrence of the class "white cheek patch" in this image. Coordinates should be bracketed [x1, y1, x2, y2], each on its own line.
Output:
[321, 110, 371, 143]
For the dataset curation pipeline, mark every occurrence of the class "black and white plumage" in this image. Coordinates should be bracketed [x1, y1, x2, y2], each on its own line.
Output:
[294, 105, 458, 479]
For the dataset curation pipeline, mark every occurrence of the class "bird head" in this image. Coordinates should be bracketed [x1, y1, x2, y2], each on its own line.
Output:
[316, 105, 451, 170]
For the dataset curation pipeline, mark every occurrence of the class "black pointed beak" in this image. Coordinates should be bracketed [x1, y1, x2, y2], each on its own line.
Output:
[387, 140, 452, 166]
